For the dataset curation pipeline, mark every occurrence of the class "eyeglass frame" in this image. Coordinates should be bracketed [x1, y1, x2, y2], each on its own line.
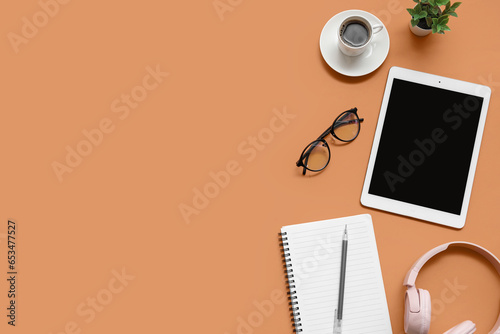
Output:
[296, 107, 364, 175]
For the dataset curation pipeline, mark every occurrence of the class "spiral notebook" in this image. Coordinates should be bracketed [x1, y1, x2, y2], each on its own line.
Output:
[280, 214, 392, 333]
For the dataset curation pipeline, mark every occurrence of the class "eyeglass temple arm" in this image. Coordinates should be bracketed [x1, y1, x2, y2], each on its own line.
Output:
[302, 155, 309, 175]
[296, 148, 312, 174]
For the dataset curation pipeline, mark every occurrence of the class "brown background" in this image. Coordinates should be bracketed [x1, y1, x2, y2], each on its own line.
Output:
[1, 0, 499, 333]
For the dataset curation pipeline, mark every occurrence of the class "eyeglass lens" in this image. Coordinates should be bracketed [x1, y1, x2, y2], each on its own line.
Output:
[332, 111, 360, 142]
[301, 140, 330, 171]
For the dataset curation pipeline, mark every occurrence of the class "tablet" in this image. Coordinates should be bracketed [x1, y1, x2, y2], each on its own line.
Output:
[361, 67, 491, 229]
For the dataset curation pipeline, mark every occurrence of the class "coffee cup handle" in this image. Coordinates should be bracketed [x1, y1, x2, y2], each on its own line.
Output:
[372, 24, 383, 34]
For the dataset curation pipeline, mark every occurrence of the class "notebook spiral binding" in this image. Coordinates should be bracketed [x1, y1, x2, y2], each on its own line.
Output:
[280, 232, 303, 333]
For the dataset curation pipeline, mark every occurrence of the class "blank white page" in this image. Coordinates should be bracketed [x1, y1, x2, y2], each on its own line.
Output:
[281, 214, 392, 334]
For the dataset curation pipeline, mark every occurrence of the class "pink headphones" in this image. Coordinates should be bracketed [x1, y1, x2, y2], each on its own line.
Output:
[403, 242, 500, 334]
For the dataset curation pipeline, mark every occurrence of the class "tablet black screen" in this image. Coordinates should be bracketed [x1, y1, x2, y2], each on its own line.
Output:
[368, 79, 484, 215]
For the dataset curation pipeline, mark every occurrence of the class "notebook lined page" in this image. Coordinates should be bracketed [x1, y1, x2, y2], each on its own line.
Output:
[281, 214, 392, 334]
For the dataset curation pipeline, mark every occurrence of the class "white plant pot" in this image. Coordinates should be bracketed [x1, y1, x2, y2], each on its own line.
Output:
[409, 20, 432, 36]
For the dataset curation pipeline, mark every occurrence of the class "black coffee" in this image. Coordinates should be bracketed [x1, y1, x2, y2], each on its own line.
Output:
[341, 21, 369, 47]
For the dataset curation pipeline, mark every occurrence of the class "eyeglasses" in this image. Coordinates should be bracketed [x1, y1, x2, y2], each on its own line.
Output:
[296, 108, 364, 175]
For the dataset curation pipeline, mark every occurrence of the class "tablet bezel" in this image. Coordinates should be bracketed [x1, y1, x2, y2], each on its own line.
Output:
[361, 66, 491, 229]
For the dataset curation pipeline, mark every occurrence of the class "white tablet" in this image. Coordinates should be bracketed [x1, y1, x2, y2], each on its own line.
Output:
[361, 67, 491, 229]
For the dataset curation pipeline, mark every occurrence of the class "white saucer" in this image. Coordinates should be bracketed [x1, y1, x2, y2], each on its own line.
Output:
[320, 10, 390, 77]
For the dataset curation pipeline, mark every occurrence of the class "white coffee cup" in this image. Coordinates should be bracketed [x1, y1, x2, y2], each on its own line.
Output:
[337, 15, 383, 57]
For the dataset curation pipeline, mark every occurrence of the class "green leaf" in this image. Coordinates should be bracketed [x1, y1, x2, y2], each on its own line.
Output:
[413, 11, 427, 19]
[450, 2, 462, 10]
[413, 0, 420, 2]
[432, 24, 438, 33]
[428, 0, 436, 6]
[442, 25, 451, 31]
[445, 2, 451, 10]
[415, 3, 422, 12]
[449, 11, 458, 17]
[419, 11, 428, 18]
[438, 15, 449, 24]
[429, 7, 439, 15]
[411, 18, 420, 26]
[426, 17, 433, 26]
[436, 0, 449, 6]
[438, 31, 445, 34]
[407, 8, 415, 15]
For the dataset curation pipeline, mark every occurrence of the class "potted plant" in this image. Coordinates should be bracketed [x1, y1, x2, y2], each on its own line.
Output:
[407, 0, 461, 36]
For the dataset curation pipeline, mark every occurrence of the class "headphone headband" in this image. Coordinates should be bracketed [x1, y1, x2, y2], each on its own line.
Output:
[404, 241, 500, 287]
[403, 241, 500, 334]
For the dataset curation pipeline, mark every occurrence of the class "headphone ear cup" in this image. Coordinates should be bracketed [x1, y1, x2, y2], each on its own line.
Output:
[405, 288, 431, 334]
[418, 289, 431, 334]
